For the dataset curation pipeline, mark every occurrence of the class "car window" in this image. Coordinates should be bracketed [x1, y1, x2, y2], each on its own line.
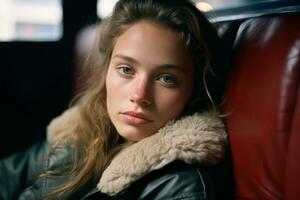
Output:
[96, 0, 289, 20]
[0, 0, 62, 41]
[200, 0, 299, 21]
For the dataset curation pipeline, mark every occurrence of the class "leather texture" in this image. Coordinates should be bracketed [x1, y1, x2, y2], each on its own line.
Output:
[0, 142, 231, 200]
[83, 161, 228, 200]
[223, 13, 300, 200]
[284, 87, 300, 200]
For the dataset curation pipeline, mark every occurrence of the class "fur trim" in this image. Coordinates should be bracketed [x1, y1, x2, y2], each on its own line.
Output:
[46, 107, 227, 196]
[98, 112, 227, 195]
[47, 106, 79, 144]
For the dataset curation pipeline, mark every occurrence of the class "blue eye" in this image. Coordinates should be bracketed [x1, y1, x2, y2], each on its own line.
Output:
[158, 74, 177, 85]
[118, 66, 134, 76]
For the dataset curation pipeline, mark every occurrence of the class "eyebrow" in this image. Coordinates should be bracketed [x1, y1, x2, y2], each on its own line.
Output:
[112, 54, 186, 73]
[112, 54, 139, 65]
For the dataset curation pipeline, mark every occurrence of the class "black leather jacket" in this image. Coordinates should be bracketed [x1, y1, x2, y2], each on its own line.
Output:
[0, 141, 232, 200]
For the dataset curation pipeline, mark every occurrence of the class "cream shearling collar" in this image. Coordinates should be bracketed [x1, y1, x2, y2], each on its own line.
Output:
[47, 107, 227, 196]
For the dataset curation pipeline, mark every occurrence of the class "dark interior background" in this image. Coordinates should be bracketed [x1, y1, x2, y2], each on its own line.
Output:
[0, 0, 98, 158]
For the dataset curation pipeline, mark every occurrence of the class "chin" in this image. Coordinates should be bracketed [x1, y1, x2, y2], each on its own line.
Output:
[118, 127, 152, 142]
[120, 131, 145, 141]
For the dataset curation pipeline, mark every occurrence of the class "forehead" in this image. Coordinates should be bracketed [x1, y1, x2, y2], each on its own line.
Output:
[111, 20, 194, 69]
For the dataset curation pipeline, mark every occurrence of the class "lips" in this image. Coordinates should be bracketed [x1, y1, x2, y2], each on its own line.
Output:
[121, 111, 153, 125]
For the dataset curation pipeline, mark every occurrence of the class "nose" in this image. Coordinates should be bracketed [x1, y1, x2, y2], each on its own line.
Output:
[130, 77, 152, 106]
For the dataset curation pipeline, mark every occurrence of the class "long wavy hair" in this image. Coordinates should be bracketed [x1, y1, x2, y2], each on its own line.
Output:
[46, 0, 225, 198]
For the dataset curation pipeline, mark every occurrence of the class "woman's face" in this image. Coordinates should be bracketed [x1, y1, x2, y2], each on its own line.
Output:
[106, 20, 194, 141]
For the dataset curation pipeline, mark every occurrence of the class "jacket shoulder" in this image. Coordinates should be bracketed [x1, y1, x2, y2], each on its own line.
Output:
[84, 159, 233, 200]
[0, 141, 50, 200]
[118, 161, 218, 200]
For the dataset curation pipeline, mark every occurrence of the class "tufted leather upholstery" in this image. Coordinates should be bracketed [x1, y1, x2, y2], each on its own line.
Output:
[223, 14, 300, 199]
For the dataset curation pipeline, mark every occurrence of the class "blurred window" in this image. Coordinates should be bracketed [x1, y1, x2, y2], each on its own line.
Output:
[195, 0, 299, 21]
[0, 0, 62, 41]
[192, 0, 279, 12]
[96, 0, 296, 21]
[97, 0, 119, 19]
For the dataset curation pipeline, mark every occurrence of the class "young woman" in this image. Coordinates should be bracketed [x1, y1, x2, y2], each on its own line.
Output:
[0, 0, 232, 199]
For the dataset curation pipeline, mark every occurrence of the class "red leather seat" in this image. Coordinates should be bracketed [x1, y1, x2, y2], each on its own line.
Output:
[223, 14, 300, 199]
[285, 95, 300, 200]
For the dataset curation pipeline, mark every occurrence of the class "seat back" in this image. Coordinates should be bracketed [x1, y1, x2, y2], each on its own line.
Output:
[223, 14, 300, 199]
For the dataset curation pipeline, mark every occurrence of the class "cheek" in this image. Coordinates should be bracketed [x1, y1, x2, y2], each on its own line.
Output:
[105, 71, 113, 102]
[106, 69, 120, 98]
[106, 68, 129, 112]
[106, 69, 119, 111]
[157, 91, 190, 118]
[157, 77, 193, 119]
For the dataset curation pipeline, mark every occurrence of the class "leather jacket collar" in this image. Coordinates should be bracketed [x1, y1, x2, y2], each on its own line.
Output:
[47, 107, 227, 196]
